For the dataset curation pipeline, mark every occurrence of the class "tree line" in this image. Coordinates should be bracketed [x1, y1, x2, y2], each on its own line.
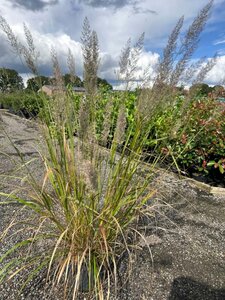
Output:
[1, 67, 225, 98]
[0, 67, 113, 93]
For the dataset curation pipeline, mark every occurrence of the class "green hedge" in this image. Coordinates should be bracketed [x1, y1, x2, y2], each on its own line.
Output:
[94, 91, 225, 181]
[0, 91, 44, 118]
[146, 96, 225, 181]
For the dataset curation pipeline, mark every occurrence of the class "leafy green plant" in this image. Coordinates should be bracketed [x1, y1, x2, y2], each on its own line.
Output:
[153, 98, 225, 180]
[207, 159, 225, 174]
[0, 90, 44, 117]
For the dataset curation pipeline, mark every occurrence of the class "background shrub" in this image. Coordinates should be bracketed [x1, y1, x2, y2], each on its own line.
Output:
[0, 91, 44, 117]
[148, 96, 225, 182]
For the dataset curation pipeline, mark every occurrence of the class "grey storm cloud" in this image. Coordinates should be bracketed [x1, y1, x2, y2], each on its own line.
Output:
[101, 53, 117, 69]
[132, 6, 157, 15]
[78, 0, 157, 14]
[79, 0, 135, 8]
[0, 35, 31, 73]
[8, 0, 58, 11]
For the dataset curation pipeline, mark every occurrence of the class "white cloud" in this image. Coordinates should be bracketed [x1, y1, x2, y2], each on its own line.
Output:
[0, 17, 160, 86]
[0, 23, 84, 76]
[0, 0, 225, 86]
[99, 50, 159, 83]
[1, 0, 219, 52]
[205, 55, 225, 85]
[214, 39, 225, 45]
[20, 73, 33, 87]
[135, 51, 159, 80]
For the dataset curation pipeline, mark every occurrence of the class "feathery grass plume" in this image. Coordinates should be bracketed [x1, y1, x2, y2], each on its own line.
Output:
[91, 30, 99, 92]
[50, 47, 67, 124]
[67, 48, 76, 84]
[81, 17, 99, 95]
[139, 0, 213, 117]
[119, 38, 131, 76]
[51, 47, 64, 88]
[137, 0, 214, 122]
[170, 0, 213, 86]
[78, 97, 89, 139]
[156, 16, 184, 86]
[0, 15, 21, 52]
[118, 33, 144, 89]
[114, 103, 127, 145]
[182, 56, 206, 84]
[101, 95, 114, 147]
[137, 16, 184, 120]
[80, 17, 99, 156]
[134, 1, 216, 181]
[22, 23, 39, 75]
[193, 54, 217, 84]
[0, 17, 39, 75]
[138, 17, 184, 119]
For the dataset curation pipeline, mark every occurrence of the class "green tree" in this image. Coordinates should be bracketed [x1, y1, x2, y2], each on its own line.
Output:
[189, 83, 212, 98]
[97, 77, 113, 91]
[212, 85, 224, 97]
[0, 68, 24, 92]
[26, 75, 51, 92]
[63, 73, 83, 87]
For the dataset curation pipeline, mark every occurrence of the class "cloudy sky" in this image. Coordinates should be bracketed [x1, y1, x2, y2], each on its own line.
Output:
[1, 0, 225, 88]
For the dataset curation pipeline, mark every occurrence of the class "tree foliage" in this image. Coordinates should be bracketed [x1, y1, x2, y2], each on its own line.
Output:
[0, 68, 24, 92]
[97, 77, 112, 90]
[189, 83, 212, 97]
[211, 85, 225, 97]
[26, 75, 51, 92]
[63, 73, 83, 87]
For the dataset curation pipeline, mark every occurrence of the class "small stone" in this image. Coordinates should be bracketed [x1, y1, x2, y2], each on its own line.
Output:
[138, 234, 162, 247]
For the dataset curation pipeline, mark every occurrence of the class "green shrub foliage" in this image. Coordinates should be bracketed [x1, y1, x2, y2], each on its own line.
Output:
[0, 91, 44, 117]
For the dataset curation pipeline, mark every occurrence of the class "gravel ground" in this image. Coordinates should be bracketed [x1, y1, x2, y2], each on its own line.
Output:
[0, 110, 225, 300]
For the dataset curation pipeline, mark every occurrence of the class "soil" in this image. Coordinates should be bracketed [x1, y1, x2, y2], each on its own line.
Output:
[0, 109, 225, 300]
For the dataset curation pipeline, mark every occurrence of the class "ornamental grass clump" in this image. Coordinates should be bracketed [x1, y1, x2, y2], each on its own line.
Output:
[0, 17, 156, 299]
[0, 88, 155, 299]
